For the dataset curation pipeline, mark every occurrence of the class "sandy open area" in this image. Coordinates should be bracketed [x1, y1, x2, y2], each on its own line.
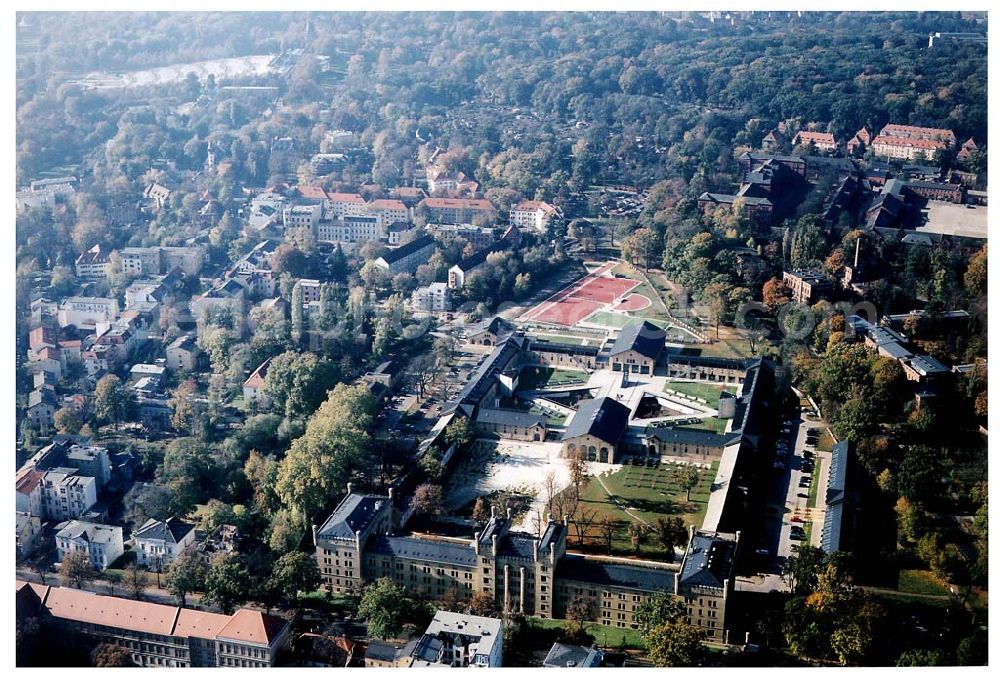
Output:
[447, 439, 616, 528]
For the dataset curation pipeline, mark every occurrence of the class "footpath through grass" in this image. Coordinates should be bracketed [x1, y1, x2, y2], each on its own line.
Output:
[574, 461, 717, 556]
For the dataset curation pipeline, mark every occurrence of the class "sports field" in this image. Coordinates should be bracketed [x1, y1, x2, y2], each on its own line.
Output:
[519, 261, 639, 326]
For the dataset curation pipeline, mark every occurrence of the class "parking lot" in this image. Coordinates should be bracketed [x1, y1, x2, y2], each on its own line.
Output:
[757, 412, 830, 572]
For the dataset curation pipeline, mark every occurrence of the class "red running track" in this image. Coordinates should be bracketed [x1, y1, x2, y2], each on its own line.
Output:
[520, 264, 639, 326]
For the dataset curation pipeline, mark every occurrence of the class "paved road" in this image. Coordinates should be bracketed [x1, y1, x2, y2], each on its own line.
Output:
[775, 417, 828, 559]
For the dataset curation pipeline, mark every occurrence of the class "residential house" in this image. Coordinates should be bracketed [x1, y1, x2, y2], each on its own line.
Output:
[420, 197, 497, 225]
[27, 387, 59, 428]
[366, 199, 409, 228]
[56, 520, 125, 571]
[509, 200, 560, 233]
[386, 220, 417, 245]
[871, 124, 956, 162]
[542, 642, 603, 668]
[144, 182, 172, 210]
[243, 358, 273, 411]
[166, 335, 200, 371]
[38, 469, 98, 521]
[75, 244, 112, 279]
[16, 512, 43, 560]
[793, 130, 837, 152]
[403, 611, 503, 668]
[120, 247, 162, 277]
[133, 517, 197, 569]
[325, 192, 368, 219]
[57, 297, 120, 330]
[410, 282, 452, 313]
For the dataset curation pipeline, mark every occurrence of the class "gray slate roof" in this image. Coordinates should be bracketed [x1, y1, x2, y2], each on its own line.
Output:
[609, 320, 665, 359]
[317, 493, 390, 542]
[133, 517, 195, 544]
[366, 535, 478, 567]
[557, 555, 676, 592]
[679, 532, 736, 590]
[562, 397, 630, 446]
[475, 407, 546, 429]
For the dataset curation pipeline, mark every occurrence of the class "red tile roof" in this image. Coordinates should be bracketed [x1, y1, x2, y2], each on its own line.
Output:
[794, 130, 836, 145]
[422, 197, 496, 210]
[175, 608, 232, 640]
[368, 199, 407, 210]
[244, 357, 272, 389]
[512, 200, 557, 214]
[327, 192, 366, 203]
[879, 124, 956, 143]
[216, 608, 288, 646]
[297, 186, 329, 200]
[872, 135, 949, 151]
[44, 585, 181, 635]
[15, 468, 45, 495]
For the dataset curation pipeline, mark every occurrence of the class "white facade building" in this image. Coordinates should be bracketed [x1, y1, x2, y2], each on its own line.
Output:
[56, 520, 125, 571]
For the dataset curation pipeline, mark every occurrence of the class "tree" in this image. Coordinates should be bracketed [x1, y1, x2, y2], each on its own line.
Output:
[635, 592, 686, 633]
[204, 554, 249, 614]
[781, 545, 826, 595]
[262, 351, 338, 419]
[164, 551, 208, 607]
[271, 243, 309, 278]
[53, 407, 83, 435]
[646, 620, 708, 667]
[444, 416, 473, 448]
[123, 562, 144, 599]
[468, 590, 498, 617]
[762, 277, 791, 310]
[91, 643, 135, 667]
[597, 517, 617, 554]
[271, 551, 322, 601]
[565, 446, 589, 495]
[563, 596, 595, 645]
[170, 379, 203, 436]
[359, 260, 388, 289]
[471, 497, 490, 526]
[654, 516, 687, 560]
[413, 483, 445, 516]
[93, 374, 129, 429]
[358, 577, 411, 639]
[59, 549, 96, 589]
[628, 522, 646, 556]
[677, 464, 700, 502]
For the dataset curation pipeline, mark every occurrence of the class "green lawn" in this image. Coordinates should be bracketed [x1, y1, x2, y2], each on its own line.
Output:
[572, 461, 717, 557]
[680, 417, 730, 433]
[803, 521, 813, 545]
[518, 366, 588, 390]
[816, 429, 834, 454]
[529, 618, 646, 650]
[897, 569, 952, 596]
[807, 458, 823, 509]
[664, 380, 738, 403]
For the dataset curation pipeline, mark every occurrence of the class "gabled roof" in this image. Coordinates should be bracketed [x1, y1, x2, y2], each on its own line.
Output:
[562, 397, 630, 446]
[216, 608, 288, 646]
[474, 407, 546, 429]
[608, 320, 665, 359]
[244, 357, 273, 389]
[175, 607, 232, 640]
[378, 235, 436, 265]
[134, 517, 195, 545]
[44, 585, 181, 635]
